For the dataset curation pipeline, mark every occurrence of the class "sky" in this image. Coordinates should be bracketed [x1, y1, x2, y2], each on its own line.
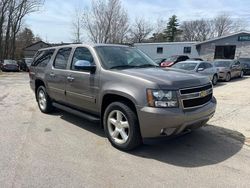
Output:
[25, 0, 250, 43]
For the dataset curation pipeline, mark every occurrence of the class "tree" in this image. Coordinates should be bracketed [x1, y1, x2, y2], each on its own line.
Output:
[82, 0, 129, 44]
[71, 7, 83, 43]
[180, 13, 246, 42]
[0, 0, 10, 59]
[164, 15, 181, 42]
[129, 18, 153, 43]
[181, 19, 213, 41]
[15, 27, 41, 59]
[213, 14, 234, 37]
[0, 0, 44, 60]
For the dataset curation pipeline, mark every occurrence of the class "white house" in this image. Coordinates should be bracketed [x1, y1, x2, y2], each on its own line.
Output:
[134, 42, 199, 60]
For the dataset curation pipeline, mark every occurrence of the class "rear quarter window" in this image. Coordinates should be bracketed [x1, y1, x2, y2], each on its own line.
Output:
[32, 49, 55, 67]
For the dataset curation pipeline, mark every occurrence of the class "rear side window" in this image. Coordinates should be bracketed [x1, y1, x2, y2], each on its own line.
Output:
[32, 49, 55, 67]
[54, 48, 72, 70]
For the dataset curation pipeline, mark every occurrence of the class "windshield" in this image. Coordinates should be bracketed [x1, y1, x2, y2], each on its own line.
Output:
[214, 61, 232, 67]
[95, 46, 158, 69]
[166, 56, 177, 62]
[172, 62, 198, 71]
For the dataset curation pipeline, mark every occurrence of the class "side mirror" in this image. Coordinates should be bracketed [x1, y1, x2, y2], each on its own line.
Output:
[197, 67, 204, 72]
[74, 60, 96, 73]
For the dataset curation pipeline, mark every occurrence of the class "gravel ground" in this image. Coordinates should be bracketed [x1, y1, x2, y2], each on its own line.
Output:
[0, 72, 250, 188]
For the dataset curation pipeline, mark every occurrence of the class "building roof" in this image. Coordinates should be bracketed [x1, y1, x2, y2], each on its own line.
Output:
[196, 31, 250, 46]
[24, 41, 50, 49]
[134, 42, 197, 46]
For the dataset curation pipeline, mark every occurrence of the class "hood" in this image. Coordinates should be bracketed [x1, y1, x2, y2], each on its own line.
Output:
[217, 67, 230, 72]
[117, 67, 210, 89]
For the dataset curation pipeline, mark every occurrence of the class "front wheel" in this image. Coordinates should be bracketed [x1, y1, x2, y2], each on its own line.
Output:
[225, 73, 231, 82]
[103, 102, 142, 151]
[212, 74, 218, 85]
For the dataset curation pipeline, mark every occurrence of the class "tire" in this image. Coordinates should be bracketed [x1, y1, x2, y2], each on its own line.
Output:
[239, 70, 244, 78]
[225, 72, 231, 82]
[36, 86, 54, 113]
[212, 74, 218, 85]
[103, 102, 142, 151]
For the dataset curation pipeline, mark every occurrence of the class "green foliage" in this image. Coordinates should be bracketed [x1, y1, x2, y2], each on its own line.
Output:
[164, 15, 182, 42]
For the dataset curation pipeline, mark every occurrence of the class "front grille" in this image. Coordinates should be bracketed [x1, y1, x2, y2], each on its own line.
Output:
[180, 84, 212, 95]
[183, 94, 213, 108]
[180, 84, 213, 109]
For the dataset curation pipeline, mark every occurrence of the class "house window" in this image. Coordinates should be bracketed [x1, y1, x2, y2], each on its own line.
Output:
[184, 47, 191, 54]
[157, 47, 163, 54]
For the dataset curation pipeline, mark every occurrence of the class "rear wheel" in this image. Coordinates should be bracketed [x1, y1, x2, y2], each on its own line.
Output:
[36, 86, 54, 113]
[212, 74, 218, 85]
[103, 102, 142, 151]
[225, 73, 231, 82]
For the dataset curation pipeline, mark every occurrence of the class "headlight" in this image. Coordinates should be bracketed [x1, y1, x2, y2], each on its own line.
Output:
[146, 89, 179, 108]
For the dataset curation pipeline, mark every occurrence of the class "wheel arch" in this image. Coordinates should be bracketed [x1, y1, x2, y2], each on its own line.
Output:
[101, 93, 138, 127]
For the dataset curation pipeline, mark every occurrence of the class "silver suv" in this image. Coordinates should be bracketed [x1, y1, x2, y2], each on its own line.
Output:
[30, 44, 217, 151]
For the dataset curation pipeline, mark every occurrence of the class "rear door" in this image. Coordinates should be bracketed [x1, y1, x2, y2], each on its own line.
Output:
[65, 47, 99, 114]
[46, 47, 72, 103]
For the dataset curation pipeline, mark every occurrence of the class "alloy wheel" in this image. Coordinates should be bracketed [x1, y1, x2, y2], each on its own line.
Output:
[107, 110, 130, 145]
[38, 89, 47, 111]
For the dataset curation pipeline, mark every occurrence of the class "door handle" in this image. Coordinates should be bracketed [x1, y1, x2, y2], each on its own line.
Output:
[67, 76, 75, 82]
[50, 72, 56, 77]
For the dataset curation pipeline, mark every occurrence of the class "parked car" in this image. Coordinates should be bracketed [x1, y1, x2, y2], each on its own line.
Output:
[157, 55, 189, 67]
[0, 60, 3, 70]
[172, 61, 219, 85]
[238, 58, 250, 75]
[213, 59, 244, 81]
[18, 58, 33, 72]
[1, 60, 19, 72]
[24, 58, 33, 70]
[30, 44, 216, 151]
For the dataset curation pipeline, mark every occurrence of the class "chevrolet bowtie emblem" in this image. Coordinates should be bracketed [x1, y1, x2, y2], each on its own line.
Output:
[200, 90, 208, 97]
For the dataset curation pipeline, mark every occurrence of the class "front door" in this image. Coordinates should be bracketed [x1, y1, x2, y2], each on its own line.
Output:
[231, 60, 241, 77]
[66, 47, 99, 114]
[46, 47, 72, 103]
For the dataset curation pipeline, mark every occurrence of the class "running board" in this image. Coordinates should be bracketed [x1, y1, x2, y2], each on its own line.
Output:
[52, 102, 100, 123]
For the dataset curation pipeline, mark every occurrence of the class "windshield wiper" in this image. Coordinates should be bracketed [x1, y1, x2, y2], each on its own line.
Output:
[136, 64, 159, 68]
[110, 65, 137, 69]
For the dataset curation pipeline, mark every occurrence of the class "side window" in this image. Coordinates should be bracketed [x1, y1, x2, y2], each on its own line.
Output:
[205, 63, 213, 69]
[157, 47, 163, 54]
[54, 48, 72, 70]
[198, 63, 206, 69]
[71, 47, 94, 71]
[235, 61, 240, 66]
[184, 47, 191, 54]
[32, 49, 55, 67]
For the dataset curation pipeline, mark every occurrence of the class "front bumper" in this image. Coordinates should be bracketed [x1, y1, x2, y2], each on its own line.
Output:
[136, 97, 217, 138]
[218, 72, 227, 80]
